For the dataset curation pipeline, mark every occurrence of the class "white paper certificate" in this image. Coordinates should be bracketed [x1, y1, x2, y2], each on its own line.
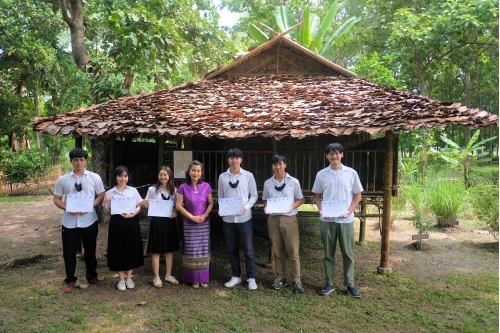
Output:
[321, 200, 349, 218]
[148, 199, 174, 218]
[111, 196, 137, 215]
[266, 197, 294, 214]
[66, 194, 94, 213]
[219, 197, 243, 216]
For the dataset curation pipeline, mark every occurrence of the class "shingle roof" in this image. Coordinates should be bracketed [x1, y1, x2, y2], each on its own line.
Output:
[33, 75, 498, 140]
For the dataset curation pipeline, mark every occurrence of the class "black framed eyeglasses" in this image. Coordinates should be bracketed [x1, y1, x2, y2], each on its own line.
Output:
[161, 193, 170, 200]
[75, 183, 82, 192]
[274, 183, 286, 191]
[229, 180, 239, 189]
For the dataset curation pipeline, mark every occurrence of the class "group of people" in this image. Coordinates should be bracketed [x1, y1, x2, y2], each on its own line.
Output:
[54, 143, 363, 298]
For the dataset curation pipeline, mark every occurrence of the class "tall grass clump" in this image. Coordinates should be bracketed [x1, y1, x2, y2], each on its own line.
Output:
[404, 183, 433, 234]
[426, 177, 466, 227]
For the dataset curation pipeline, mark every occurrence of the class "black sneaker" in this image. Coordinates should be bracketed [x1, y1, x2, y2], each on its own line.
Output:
[292, 281, 304, 293]
[271, 278, 287, 290]
[347, 286, 361, 298]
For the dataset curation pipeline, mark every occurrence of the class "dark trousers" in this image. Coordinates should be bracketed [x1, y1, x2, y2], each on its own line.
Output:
[62, 221, 99, 283]
[222, 219, 255, 279]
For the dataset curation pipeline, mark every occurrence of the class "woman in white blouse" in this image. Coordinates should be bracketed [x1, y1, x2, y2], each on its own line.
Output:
[103, 166, 144, 291]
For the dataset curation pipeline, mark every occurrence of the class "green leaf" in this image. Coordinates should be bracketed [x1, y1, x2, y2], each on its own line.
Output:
[440, 135, 461, 149]
[312, 1, 339, 51]
[248, 23, 269, 44]
[275, 6, 292, 33]
[320, 16, 359, 59]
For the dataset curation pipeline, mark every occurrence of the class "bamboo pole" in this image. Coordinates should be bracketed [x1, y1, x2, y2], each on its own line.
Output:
[378, 131, 394, 274]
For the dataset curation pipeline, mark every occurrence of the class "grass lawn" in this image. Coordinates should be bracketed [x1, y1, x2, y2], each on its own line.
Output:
[0, 214, 498, 333]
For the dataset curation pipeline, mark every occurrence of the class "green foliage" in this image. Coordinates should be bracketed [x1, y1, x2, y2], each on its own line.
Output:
[403, 182, 433, 234]
[351, 52, 403, 89]
[3, 149, 50, 184]
[440, 129, 497, 188]
[0, 94, 30, 141]
[248, 1, 359, 60]
[469, 181, 499, 239]
[425, 178, 466, 227]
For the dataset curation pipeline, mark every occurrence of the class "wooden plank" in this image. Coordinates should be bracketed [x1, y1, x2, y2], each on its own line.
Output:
[412, 234, 430, 240]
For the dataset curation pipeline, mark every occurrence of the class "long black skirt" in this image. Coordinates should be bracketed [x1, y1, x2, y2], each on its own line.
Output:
[107, 214, 144, 272]
[147, 217, 180, 254]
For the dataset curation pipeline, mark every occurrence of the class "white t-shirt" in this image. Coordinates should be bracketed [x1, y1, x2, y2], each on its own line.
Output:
[312, 165, 363, 223]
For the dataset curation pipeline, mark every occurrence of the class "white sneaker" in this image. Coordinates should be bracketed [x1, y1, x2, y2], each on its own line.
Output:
[165, 275, 179, 285]
[126, 278, 135, 289]
[117, 280, 126, 291]
[247, 278, 257, 290]
[153, 277, 162, 288]
[224, 276, 242, 288]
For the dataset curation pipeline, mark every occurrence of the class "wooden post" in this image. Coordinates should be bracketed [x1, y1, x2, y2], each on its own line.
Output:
[158, 135, 165, 170]
[378, 131, 394, 274]
[108, 134, 115, 189]
[357, 201, 367, 246]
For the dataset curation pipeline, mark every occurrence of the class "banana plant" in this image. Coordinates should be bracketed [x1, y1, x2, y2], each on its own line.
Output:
[439, 129, 497, 188]
[248, 1, 359, 60]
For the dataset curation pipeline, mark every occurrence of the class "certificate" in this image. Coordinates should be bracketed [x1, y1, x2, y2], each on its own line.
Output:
[173, 151, 193, 179]
[266, 197, 294, 214]
[111, 196, 137, 215]
[321, 200, 349, 218]
[219, 197, 243, 216]
[66, 194, 94, 213]
[148, 199, 174, 217]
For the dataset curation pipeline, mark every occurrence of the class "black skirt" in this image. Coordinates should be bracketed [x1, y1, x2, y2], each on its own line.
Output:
[147, 217, 180, 254]
[107, 214, 144, 271]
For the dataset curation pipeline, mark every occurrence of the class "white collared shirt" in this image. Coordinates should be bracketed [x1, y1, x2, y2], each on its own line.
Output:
[262, 173, 304, 216]
[218, 167, 258, 223]
[105, 186, 143, 210]
[312, 164, 363, 223]
[54, 169, 105, 228]
[145, 186, 177, 204]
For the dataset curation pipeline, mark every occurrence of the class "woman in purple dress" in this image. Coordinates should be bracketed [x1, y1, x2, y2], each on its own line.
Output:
[176, 160, 214, 288]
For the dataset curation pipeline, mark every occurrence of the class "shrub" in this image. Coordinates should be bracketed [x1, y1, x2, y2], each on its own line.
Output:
[425, 178, 466, 227]
[469, 183, 499, 239]
[403, 183, 433, 234]
[3, 149, 50, 184]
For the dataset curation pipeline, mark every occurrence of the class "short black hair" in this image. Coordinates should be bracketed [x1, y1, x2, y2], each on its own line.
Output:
[227, 148, 243, 159]
[185, 160, 204, 184]
[113, 166, 130, 185]
[270, 155, 287, 165]
[325, 143, 344, 154]
[69, 148, 88, 160]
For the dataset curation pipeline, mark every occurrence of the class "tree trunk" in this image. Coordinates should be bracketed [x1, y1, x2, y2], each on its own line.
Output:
[59, 0, 91, 70]
[91, 137, 109, 223]
[34, 84, 41, 151]
[51, 89, 60, 114]
[122, 71, 135, 93]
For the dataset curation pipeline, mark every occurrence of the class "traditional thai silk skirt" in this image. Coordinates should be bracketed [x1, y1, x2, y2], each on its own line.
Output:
[182, 220, 210, 283]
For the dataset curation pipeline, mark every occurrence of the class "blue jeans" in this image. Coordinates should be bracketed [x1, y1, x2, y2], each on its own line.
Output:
[222, 219, 255, 279]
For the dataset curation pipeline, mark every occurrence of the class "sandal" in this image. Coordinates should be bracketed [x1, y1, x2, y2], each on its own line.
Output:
[201, 282, 208, 288]
[192, 283, 200, 289]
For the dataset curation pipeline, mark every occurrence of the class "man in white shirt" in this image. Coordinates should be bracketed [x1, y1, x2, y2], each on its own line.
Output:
[53, 148, 106, 293]
[262, 155, 305, 293]
[218, 148, 258, 290]
[312, 143, 363, 298]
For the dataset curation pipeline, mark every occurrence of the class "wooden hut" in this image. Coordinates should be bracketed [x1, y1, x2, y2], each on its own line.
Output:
[33, 32, 498, 273]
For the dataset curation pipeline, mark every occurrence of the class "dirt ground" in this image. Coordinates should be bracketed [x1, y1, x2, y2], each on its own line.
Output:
[0, 195, 498, 286]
